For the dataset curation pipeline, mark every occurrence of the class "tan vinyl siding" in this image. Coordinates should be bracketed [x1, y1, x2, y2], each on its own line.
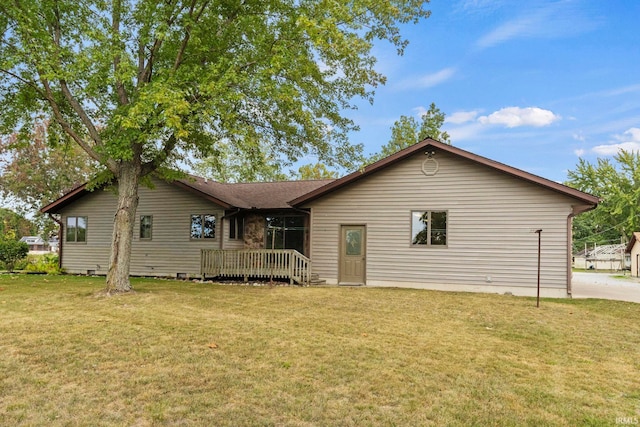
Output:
[306, 150, 574, 293]
[630, 243, 640, 277]
[60, 191, 112, 275]
[222, 215, 245, 250]
[59, 179, 225, 277]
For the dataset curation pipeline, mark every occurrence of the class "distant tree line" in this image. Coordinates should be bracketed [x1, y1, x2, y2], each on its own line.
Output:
[566, 150, 640, 252]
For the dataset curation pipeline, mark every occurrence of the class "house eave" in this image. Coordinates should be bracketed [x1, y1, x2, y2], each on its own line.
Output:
[40, 183, 89, 214]
[40, 177, 239, 214]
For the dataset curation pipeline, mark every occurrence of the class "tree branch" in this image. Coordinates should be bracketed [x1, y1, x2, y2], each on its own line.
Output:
[141, 133, 178, 176]
[138, 0, 183, 85]
[137, 39, 145, 82]
[0, 69, 47, 98]
[23, 2, 114, 172]
[58, 80, 104, 147]
[44, 2, 105, 154]
[112, 0, 129, 106]
[172, 0, 210, 71]
[39, 77, 108, 168]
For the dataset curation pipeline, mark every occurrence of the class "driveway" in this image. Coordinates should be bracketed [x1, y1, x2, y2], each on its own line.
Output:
[572, 272, 640, 303]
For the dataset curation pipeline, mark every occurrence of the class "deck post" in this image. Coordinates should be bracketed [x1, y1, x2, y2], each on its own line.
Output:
[289, 251, 293, 285]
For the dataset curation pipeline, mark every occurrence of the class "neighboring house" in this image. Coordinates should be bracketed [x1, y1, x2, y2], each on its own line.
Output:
[574, 243, 628, 271]
[19, 236, 50, 254]
[626, 232, 640, 277]
[48, 236, 59, 253]
[41, 139, 599, 297]
[572, 248, 588, 269]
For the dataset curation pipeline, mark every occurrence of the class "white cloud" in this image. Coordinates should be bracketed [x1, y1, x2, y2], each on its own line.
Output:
[446, 110, 479, 124]
[446, 122, 485, 141]
[619, 127, 640, 141]
[477, 15, 541, 49]
[456, 0, 506, 14]
[475, 2, 600, 49]
[412, 106, 429, 117]
[597, 84, 640, 98]
[574, 148, 585, 157]
[591, 127, 640, 155]
[395, 67, 456, 90]
[592, 142, 640, 156]
[478, 107, 560, 128]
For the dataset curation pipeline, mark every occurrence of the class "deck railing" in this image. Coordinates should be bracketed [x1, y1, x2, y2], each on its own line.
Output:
[201, 249, 311, 285]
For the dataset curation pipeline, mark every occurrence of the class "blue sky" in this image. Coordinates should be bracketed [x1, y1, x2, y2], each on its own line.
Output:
[342, 0, 640, 183]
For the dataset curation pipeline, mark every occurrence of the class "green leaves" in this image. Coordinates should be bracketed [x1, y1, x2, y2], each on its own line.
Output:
[193, 140, 289, 183]
[0, 121, 98, 212]
[294, 163, 339, 180]
[567, 150, 640, 248]
[1, 0, 431, 179]
[0, 238, 29, 272]
[368, 102, 450, 164]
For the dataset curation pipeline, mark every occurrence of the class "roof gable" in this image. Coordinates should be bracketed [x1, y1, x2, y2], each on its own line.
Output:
[289, 139, 599, 209]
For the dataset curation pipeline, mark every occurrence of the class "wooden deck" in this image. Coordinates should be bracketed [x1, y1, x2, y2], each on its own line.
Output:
[201, 249, 312, 285]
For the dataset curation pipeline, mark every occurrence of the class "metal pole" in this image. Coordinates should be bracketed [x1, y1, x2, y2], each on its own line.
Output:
[535, 229, 542, 308]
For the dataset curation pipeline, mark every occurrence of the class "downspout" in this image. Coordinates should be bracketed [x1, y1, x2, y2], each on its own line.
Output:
[48, 213, 64, 271]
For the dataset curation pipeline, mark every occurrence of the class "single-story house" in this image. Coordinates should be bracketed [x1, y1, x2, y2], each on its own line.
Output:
[19, 236, 50, 254]
[573, 243, 628, 271]
[48, 236, 59, 254]
[572, 248, 588, 269]
[41, 139, 599, 297]
[626, 232, 640, 277]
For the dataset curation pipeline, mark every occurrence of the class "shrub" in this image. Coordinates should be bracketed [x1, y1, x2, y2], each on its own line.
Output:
[13, 256, 29, 271]
[24, 254, 60, 274]
[0, 240, 29, 272]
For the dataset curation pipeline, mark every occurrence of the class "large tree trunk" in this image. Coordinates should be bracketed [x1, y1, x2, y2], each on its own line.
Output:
[105, 162, 141, 293]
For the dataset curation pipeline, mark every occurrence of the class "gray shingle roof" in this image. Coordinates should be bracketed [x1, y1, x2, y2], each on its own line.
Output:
[178, 175, 334, 209]
[41, 175, 335, 213]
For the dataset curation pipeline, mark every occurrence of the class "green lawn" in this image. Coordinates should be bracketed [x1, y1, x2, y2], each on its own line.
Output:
[1, 274, 639, 426]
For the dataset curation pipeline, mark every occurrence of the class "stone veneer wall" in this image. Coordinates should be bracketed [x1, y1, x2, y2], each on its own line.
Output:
[243, 213, 265, 249]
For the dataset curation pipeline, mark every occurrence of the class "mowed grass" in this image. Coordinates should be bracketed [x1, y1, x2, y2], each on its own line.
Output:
[1, 275, 639, 426]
